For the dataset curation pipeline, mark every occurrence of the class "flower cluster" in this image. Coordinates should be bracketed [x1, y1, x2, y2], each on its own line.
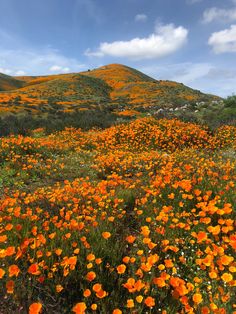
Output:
[0, 118, 235, 313]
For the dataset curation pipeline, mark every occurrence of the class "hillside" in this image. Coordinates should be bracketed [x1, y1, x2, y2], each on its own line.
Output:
[0, 64, 219, 116]
[0, 73, 24, 92]
[82, 64, 217, 108]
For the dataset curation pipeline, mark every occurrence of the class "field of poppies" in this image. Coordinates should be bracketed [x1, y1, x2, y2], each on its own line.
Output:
[0, 117, 235, 314]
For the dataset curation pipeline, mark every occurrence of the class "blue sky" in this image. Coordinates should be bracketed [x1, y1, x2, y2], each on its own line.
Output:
[0, 0, 236, 97]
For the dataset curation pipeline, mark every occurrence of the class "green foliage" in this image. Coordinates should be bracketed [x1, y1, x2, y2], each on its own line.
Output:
[224, 95, 236, 108]
[0, 109, 125, 137]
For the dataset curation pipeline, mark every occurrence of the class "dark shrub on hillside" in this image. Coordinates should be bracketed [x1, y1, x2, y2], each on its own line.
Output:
[0, 110, 121, 137]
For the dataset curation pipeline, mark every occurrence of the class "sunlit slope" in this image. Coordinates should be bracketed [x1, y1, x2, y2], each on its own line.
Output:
[0, 73, 111, 114]
[82, 64, 218, 107]
[0, 64, 219, 115]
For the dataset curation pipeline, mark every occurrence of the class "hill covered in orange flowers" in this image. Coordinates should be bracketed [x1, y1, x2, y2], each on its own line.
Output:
[0, 64, 219, 116]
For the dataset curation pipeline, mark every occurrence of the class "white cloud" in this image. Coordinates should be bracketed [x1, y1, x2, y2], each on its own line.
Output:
[15, 70, 26, 76]
[135, 14, 147, 22]
[0, 48, 86, 75]
[0, 27, 87, 76]
[208, 24, 236, 53]
[49, 65, 71, 73]
[85, 23, 188, 60]
[0, 67, 12, 75]
[202, 7, 236, 23]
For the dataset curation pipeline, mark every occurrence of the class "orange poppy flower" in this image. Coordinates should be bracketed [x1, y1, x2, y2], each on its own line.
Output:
[5, 246, 16, 256]
[193, 293, 203, 304]
[117, 264, 126, 274]
[220, 255, 234, 266]
[87, 253, 95, 261]
[102, 232, 111, 239]
[72, 302, 87, 314]
[0, 235, 7, 242]
[91, 304, 97, 310]
[126, 235, 136, 243]
[83, 289, 91, 297]
[221, 273, 233, 283]
[123, 256, 130, 264]
[113, 309, 122, 314]
[28, 263, 41, 275]
[29, 303, 42, 314]
[55, 248, 62, 256]
[196, 231, 208, 243]
[144, 296, 155, 307]
[201, 306, 210, 314]
[6, 280, 14, 294]
[8, 264, 20, 277]
[92, 283, 102, 292]
[136, 295, 143, 303]
[86, 271, 96, 281]
[127, 299, 134, 308]
[164, 259, 174, 268]
[96, 289, 107, 298]
[0, 268, 5, 279]
[153, 277, 166, 287]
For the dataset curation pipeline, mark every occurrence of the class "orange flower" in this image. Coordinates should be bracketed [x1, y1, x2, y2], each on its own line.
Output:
[87, 253, 95, 261]
[6, 246, 16, 256]
[123, 256, 130, 264]
[0, 268, 5, 279]
[83, 289, 91, 297]
[164, 259, 174, 268]
[95, 258, 102, 265]
[113, 309, 122, 314]
[102, 232, 111, 239]
[117, 264, 126, 274]
[8, 264, 20, 277]
[93, 283, 102, 292]
[127, 299, 134, 308]
[144, 296, 155, 307]
[201, 306, 210, 314]
[209, 271, 217, 279]
[193, 293, 203, 304]
[72, 302, 87, 314]
[28, 264, 41, 275]
[196, 231, 208, 243]
[96, 289, 107, 298]
[29, 303, 42, 314]
[55, 248, 62, 256]
[0, 235, 7, 242]
[153, 277, 166, 287]
[220, 255, 234, 265]
[126, 235, 136, 243]
[91, 304, 97, 311]
[86, 271, 96, 281]
[221, 273, 233, 283]
[6, 280, 14, 294]
[136, 295, 143, 303]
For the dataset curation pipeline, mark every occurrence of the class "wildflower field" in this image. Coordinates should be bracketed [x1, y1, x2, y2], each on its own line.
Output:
[0, 117, 235, 314]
